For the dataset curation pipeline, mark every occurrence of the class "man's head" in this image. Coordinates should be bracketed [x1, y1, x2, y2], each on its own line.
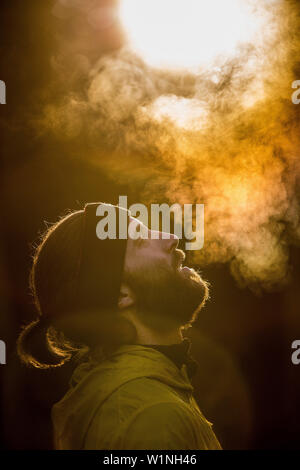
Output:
[17, 203, 209, 368]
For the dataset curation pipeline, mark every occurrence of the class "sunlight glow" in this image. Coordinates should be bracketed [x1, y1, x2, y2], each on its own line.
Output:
[120, 0, 265, 69]
[146, 96, 208, 130]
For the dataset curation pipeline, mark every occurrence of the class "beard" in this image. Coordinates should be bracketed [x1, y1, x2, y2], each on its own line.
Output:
[123, 260, 210, 333]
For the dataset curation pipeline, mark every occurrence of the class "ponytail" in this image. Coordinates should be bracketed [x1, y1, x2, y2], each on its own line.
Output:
[17, 210, 89, 368]
[17, 317, 83, 369]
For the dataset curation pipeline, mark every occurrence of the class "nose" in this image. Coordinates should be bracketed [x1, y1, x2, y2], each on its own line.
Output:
[149, 229, 179, 250]
[163, 232, 179, 252]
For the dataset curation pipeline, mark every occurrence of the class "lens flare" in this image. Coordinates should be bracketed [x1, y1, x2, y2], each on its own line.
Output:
[120, 0, 267, 69]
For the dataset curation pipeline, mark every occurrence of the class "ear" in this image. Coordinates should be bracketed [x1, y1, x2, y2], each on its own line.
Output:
[118, 282, 135, 310]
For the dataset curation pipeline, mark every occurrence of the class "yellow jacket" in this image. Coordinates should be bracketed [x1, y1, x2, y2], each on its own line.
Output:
[52, 344, 222, 450]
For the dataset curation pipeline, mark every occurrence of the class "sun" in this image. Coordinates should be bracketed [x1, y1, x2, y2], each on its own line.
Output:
[119, 0, 268, 69]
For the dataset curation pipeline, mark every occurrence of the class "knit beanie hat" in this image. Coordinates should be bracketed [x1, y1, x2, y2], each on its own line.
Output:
[75, 202, 131, 314]
[17, 202, 133, 368]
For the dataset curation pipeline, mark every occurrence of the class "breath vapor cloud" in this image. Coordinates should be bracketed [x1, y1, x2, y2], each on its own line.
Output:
[43, 0, 300, 290]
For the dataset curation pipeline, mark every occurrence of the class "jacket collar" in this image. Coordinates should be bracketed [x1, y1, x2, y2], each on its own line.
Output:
[141, 337, 198, 380]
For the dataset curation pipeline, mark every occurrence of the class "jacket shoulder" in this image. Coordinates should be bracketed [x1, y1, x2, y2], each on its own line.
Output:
[120, 401, 221, 450]
[86, 391, 221, 450]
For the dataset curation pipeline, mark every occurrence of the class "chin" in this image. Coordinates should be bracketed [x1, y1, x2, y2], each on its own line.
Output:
[179, 265, 201, 281]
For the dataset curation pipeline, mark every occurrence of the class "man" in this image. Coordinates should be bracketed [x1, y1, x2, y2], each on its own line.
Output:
[18, 202, 221, 450]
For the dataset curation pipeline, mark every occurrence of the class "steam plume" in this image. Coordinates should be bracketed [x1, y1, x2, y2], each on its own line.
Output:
[41, 0, 300, 290]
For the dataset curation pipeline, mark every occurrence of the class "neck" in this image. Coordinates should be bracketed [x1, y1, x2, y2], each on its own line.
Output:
[122, 311, 183, 345]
